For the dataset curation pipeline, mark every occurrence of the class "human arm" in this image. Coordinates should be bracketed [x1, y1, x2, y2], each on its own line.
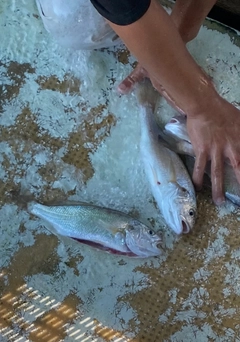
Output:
[118, 0, 218, 94]
[92, 0, 240, 205]
[108, 0, 214, 113]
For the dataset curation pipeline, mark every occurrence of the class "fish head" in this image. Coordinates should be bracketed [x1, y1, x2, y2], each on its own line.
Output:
[165, 115, 190, 143]
[178, 197, 197, 234]
[163, 184, 197, 235]
[125, 220, 162, 257]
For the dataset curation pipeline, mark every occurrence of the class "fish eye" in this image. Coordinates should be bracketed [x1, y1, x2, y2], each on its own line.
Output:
[181, 187, 187, 192]
[189, 209, 195, 216]
[148, 230, 153, 235]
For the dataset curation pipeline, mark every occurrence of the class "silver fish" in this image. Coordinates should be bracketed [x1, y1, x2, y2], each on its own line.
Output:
[164, 115, 240, 206]
[165, 115, 190, 142]
[28, 201, 162, 257]
[164, 115, 195, 156]
[136, 80, 197, 235]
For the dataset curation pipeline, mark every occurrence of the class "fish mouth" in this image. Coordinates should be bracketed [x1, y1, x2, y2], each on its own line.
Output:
[181, 217, 191, 234]
[156, 242, 165, 253]
[169, 118, 178, 124]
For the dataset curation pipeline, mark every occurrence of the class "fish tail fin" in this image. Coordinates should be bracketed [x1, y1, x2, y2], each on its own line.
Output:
[135, 79, 159, 112]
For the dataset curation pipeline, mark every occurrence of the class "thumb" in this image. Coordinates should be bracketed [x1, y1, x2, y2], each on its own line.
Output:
[118, 64, 149, 95]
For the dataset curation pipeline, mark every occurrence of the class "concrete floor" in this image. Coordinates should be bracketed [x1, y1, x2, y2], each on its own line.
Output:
[1, 1, 240, 341]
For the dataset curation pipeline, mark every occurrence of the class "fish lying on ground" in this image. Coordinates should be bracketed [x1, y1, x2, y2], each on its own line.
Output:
[165, 115, 240, 206]
[28, 201, 163, 257]
[136, 80, 197, 235]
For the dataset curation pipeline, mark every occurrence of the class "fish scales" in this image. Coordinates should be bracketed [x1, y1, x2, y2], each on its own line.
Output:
[28, 202, 162, 257]
[29, 203, 132, 251]
[136, 80, 197, 234]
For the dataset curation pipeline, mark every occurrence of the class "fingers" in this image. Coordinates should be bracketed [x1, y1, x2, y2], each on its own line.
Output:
[192, 152, 208, 192]
[117, 64, 149, 95]
[228, 154, 240, 184]
[210, 148, 225, 205]
[193, 149, 225, 205]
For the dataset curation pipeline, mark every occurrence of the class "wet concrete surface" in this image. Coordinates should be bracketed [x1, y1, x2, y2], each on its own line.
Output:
[1, 1, 240, 341]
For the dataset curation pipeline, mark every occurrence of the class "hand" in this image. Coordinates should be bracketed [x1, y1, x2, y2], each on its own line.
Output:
[110, 0, 239, 206]
[119, 65, 187, 116]
[118, 64, 149, 95]
[186, 96, 240, 205]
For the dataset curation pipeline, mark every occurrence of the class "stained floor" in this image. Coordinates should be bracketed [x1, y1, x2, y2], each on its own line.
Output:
[1, 1, 240, 342]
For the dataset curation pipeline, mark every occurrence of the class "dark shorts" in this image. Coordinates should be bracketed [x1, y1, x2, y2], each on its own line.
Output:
[90, 0, 151, 25]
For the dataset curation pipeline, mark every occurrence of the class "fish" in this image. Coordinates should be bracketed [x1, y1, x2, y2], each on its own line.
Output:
[28, 201, 162, 257]
[165, 115, 190, 142]
[164, 115, 240, 206]
[164, 115, 195, 156]
[136, 80, 197, 235]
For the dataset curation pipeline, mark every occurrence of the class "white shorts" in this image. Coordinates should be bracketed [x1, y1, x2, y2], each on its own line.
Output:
[36, 0, 121, 50]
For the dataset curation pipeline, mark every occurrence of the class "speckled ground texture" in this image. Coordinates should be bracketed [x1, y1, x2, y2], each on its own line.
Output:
[1, 1, 240, 342]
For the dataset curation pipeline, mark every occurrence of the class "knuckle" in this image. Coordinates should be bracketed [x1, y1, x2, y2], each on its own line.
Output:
[212, 166, 222, 179]
[198, 147, 207, 155]
[196, 145, 208, 157]
[128, 75, 136, 84]
[194, 164, 203, 174]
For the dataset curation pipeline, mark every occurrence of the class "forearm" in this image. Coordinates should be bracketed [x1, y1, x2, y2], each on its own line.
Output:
[107, 0, 218, 117]
[171, 0, 217, 43]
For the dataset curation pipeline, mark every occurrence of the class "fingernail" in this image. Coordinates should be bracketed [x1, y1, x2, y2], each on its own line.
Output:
[117, 84, 128, 95]
[195, 185, 202, 192]
[214, 197, 225, 206]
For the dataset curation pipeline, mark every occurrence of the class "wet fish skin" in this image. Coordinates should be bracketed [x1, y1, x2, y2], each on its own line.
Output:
[136, 80, 197, 235]
[28, 201, 162, 257]
[164, 115, 240, 206]
[165, 115, 189, 142]
[163, 115, 194, 156]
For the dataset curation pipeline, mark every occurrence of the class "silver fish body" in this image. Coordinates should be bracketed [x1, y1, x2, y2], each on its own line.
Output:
[164, 115, 240, 206]
[136, 81, 197, 235]
[28, 202, 162, 257]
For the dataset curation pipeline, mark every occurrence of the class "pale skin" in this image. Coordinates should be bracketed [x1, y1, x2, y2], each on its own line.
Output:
[105, 0, 240, 205]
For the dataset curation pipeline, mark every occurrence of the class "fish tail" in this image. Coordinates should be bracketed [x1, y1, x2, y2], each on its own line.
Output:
[135, 79, 159, 112]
